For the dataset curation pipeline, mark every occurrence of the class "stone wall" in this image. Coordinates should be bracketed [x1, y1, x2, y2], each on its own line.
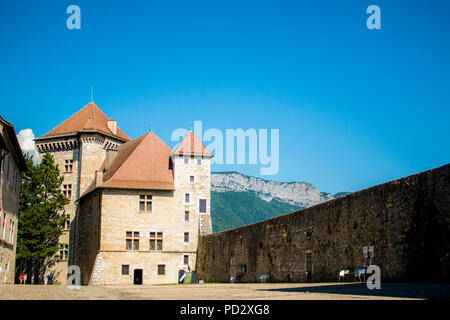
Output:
[36, 132, 125, 283]
[197, 164, 450, 283]
[0, 152, 22, 284]
[74, 189, 102, 285]
[38, 146, 80, 282]
[76, 188, 202, 285]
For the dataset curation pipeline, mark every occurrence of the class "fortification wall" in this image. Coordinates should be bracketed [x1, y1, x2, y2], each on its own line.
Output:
[197, 164, 450, 283]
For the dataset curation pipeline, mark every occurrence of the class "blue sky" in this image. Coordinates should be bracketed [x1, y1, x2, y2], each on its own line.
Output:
[1, 0, 449, 193]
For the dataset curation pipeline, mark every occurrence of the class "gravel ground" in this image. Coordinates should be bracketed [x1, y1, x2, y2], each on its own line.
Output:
[0, 282, 449, 300]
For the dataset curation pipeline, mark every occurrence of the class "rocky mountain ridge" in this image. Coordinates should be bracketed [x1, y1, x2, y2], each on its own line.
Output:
[211, 171, 347, 208]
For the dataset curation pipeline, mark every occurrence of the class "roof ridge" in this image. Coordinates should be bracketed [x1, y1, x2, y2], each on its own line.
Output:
[39, 103, 89, 138]
[90, 103, 95, 120]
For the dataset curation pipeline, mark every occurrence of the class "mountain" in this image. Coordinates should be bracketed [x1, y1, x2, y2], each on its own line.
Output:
[211, 172, 350, 232]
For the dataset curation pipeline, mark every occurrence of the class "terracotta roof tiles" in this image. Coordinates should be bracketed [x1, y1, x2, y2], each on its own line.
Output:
[36, 102, 129, 141]
[100, 131, 175, 191]
[172, 131, 212, 157]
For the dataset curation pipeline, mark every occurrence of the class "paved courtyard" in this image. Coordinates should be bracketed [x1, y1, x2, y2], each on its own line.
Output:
[1, 282, 449, 300]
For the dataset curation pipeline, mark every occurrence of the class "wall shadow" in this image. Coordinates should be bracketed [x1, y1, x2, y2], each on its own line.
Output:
[259, 283, 450, 300]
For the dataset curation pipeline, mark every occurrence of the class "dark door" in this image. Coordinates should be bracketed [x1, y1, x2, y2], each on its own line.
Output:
[133, 269, 143, 285]
[304, 252, 312, 283]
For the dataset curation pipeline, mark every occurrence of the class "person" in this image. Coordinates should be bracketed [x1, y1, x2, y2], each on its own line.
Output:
[18, 274, 24, 284]
[23, 274, 27, 284]
[0, 266, 3, 284]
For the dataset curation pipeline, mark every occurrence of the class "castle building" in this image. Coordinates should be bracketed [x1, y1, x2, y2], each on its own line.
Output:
[34, 102, 212, 284]
[0, 116, 27, 284]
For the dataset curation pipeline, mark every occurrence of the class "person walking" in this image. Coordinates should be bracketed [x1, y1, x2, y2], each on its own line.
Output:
[18, 274, 24, 284]
[23, 274, 27, 284]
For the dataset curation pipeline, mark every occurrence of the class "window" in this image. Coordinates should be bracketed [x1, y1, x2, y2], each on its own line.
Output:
[184, 158, 188, 164]
[62, 213, 70, 230]
[121, 265, 130, 275]
[8, 220, 14, 243]
[12, 170, 16, 191]
[184, 255, 189, 265]
[1, 213, 6, 240]
[59, 244, 69, 260]
[65, 217, 70, 230]
[184, 232, 189, 243]
[199, 199, 207, 213]
[149, 232, 163, 251]
[184, 211, 189, 222]
[7, 156, 10, 180]
[190, 175, 194, 182]
[1, 154, 5, 173]
[126, 231, 140, 251]
[64, 159, 73, 172]
[158, 265, 165, 275]
[139, 195, 152, 212]
[184, 193, 190, 203]
[197, 159, 201, 165]
[133, 232, 140, 250]
[63, 184, 72, 200]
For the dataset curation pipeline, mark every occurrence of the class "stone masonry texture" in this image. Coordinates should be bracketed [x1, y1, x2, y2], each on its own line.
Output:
[197, 164, 450, 283]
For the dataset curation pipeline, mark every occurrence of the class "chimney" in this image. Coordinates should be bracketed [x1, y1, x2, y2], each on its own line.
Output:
[105, 149, 118, 171]
[107, 119, 117, 135]
[95, 170, 103, 188]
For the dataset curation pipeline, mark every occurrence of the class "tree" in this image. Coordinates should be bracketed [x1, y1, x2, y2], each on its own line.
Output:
[15, 153, 68, 284]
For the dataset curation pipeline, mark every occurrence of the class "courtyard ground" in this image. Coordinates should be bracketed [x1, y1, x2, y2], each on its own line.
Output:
[1, 282, 450, 300]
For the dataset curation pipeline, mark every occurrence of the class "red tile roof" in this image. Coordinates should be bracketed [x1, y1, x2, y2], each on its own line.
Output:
[172, 131, 212, 157]
[100, 131, 175, 191]
[36, 102, 129, 141]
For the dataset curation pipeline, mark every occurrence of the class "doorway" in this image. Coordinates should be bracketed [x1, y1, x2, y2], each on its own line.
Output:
[133, 269, 143, 285]
[304, 251, 312, 283]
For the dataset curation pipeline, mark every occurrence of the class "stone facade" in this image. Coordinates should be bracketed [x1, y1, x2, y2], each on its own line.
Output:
[197, 164, 450, 283]
[35, 102, 212, 285]
[75, 155, 212, 285]
[34, 103, 128, 284]
[34, 134, 122, 283]
[0, 117, 26, 284]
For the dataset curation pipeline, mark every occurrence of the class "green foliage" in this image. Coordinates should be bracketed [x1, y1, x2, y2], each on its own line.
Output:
[15, 153, 68, 283]
[211, 191, 303, 232]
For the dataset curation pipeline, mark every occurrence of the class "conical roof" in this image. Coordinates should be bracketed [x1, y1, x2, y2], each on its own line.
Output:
[172, 131, 212, 157]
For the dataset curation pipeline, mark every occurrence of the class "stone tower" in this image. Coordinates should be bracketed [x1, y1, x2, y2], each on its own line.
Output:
[172, 131, 213, 236]
[34, 102, 129, 283]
